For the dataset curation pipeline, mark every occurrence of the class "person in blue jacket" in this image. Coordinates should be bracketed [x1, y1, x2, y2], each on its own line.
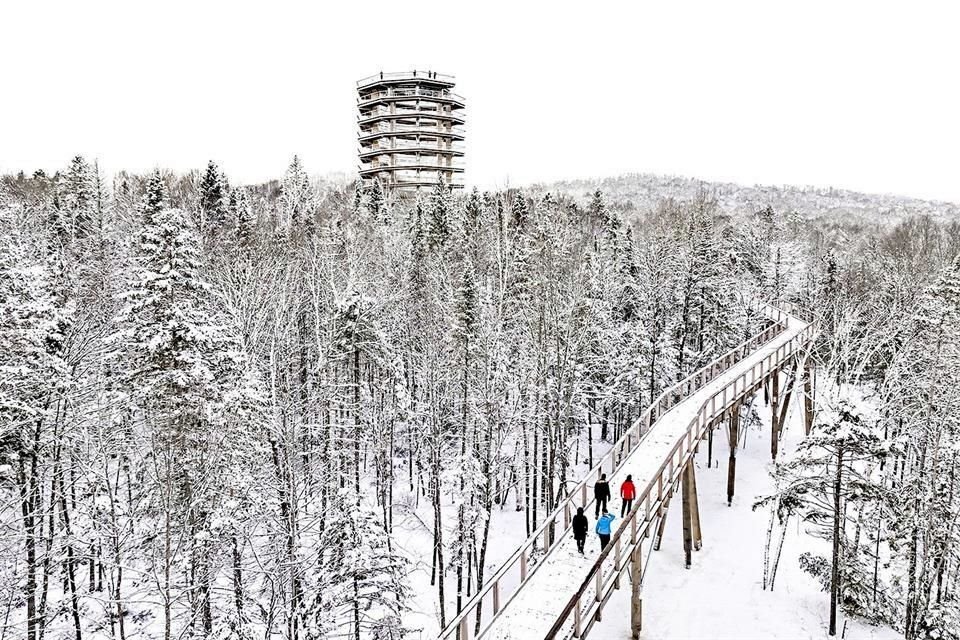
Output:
[595, 509, 616, 551]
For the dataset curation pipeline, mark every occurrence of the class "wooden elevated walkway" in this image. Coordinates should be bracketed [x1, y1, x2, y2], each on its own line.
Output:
[439, 302, 817, 640]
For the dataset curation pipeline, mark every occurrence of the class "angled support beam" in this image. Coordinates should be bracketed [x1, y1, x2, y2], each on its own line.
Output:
[776, 359, 799, 438]
[770, 370, 781, 460]
[803, 359, 815, 435]
[654, 488, 673, 551]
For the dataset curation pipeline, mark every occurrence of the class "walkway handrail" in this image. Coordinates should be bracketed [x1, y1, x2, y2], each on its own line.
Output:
[438, 299, 793, 640]
[544, 312, 817, 640]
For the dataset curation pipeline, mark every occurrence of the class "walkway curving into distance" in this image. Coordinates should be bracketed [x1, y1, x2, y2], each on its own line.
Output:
[439, 302, 816, 640]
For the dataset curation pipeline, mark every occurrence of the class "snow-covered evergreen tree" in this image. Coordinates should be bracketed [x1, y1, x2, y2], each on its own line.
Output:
[199, 159, 228, 233]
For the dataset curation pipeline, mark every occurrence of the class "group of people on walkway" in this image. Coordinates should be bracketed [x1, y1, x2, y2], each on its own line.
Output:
[571, 473, 636, 554]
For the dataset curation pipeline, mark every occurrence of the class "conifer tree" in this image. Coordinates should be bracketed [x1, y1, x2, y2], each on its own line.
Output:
[757, 399, 888, 636]
[199, 159, 228, 232]
[230, 187, 254, 250]
[61, 154, 95, 238]
[115, 195, 247, 636]
[428, 181, 452, 248]
[279, 155, 314, 233]
[511, 192, 528, 231]
[305, 491, 410, 640]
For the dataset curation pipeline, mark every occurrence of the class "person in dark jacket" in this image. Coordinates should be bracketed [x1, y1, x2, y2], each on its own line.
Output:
[620, 474, 636, 517]
[572, 507, 589, 554]
[596, 509, 616, 551]
[594, 474, 611, 517]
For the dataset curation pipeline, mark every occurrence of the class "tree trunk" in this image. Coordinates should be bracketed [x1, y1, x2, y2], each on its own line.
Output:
[829, 444, 844, 636]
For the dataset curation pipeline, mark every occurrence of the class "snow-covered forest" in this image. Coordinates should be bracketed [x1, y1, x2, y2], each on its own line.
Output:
[1, 157, 959, 640]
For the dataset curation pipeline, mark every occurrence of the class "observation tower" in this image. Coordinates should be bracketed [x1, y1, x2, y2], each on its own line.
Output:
[357, 70, 465, 191]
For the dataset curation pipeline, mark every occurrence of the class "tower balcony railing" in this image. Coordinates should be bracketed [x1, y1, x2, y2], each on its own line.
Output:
[359, 124, 464, 138]
[365, 157, 464, 169]
[358, 108, 466, 123]
[359, 142, 466, 154]
[357, 71, 456, 87]
[358, 87, 466, 105]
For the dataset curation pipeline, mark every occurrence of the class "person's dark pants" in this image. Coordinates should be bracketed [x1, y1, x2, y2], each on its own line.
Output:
[621, 499, 633, 518]
[575, 536, 585, 553]
[595, 496, 608, 518]
[599, 534, 611, 550]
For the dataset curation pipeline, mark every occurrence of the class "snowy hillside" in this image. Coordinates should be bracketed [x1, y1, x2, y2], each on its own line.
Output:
[535, 173, 960, 223]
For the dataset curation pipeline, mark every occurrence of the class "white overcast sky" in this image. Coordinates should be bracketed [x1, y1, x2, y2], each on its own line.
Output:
[2, 1, 958, 202]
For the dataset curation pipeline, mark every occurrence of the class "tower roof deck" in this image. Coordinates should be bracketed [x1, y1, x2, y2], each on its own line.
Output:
[357, 70, 456, 90]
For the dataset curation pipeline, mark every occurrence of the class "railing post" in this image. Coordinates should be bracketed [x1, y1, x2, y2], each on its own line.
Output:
[614, 537, 622, 589]
[574, 598, 583, 637]
[520, 550, 528, 581]
[459, 616, 469, 640]
[493, 579, 501, 614]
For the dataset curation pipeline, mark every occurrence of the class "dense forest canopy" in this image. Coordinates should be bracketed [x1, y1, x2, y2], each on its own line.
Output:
[1, 157, 958, 639]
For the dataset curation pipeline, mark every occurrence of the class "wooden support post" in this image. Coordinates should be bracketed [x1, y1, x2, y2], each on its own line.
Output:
[630, 548, 643, 639]
[770, 370, 781, 460]
[689, 462, 702, 551]
[594, 573, 603, 622]
[803, 359, 815, 435]
[727, 402, 740, 506]
[681, 461, 702, 568]
[707, 424, 714, 468]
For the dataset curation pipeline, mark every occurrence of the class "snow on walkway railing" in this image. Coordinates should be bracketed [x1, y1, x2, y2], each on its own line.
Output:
[438, 300, 794, 640]
[544, 311, 817, 640]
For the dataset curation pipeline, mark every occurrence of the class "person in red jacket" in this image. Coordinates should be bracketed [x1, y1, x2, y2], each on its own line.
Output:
[620, 474, 636, 517]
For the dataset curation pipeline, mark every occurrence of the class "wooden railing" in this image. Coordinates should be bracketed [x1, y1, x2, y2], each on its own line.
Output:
[543, 314, 817, 640]
[358, 87, 466, 104]
[438, 300, 795, 640]
[357, 71, 457, 87]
